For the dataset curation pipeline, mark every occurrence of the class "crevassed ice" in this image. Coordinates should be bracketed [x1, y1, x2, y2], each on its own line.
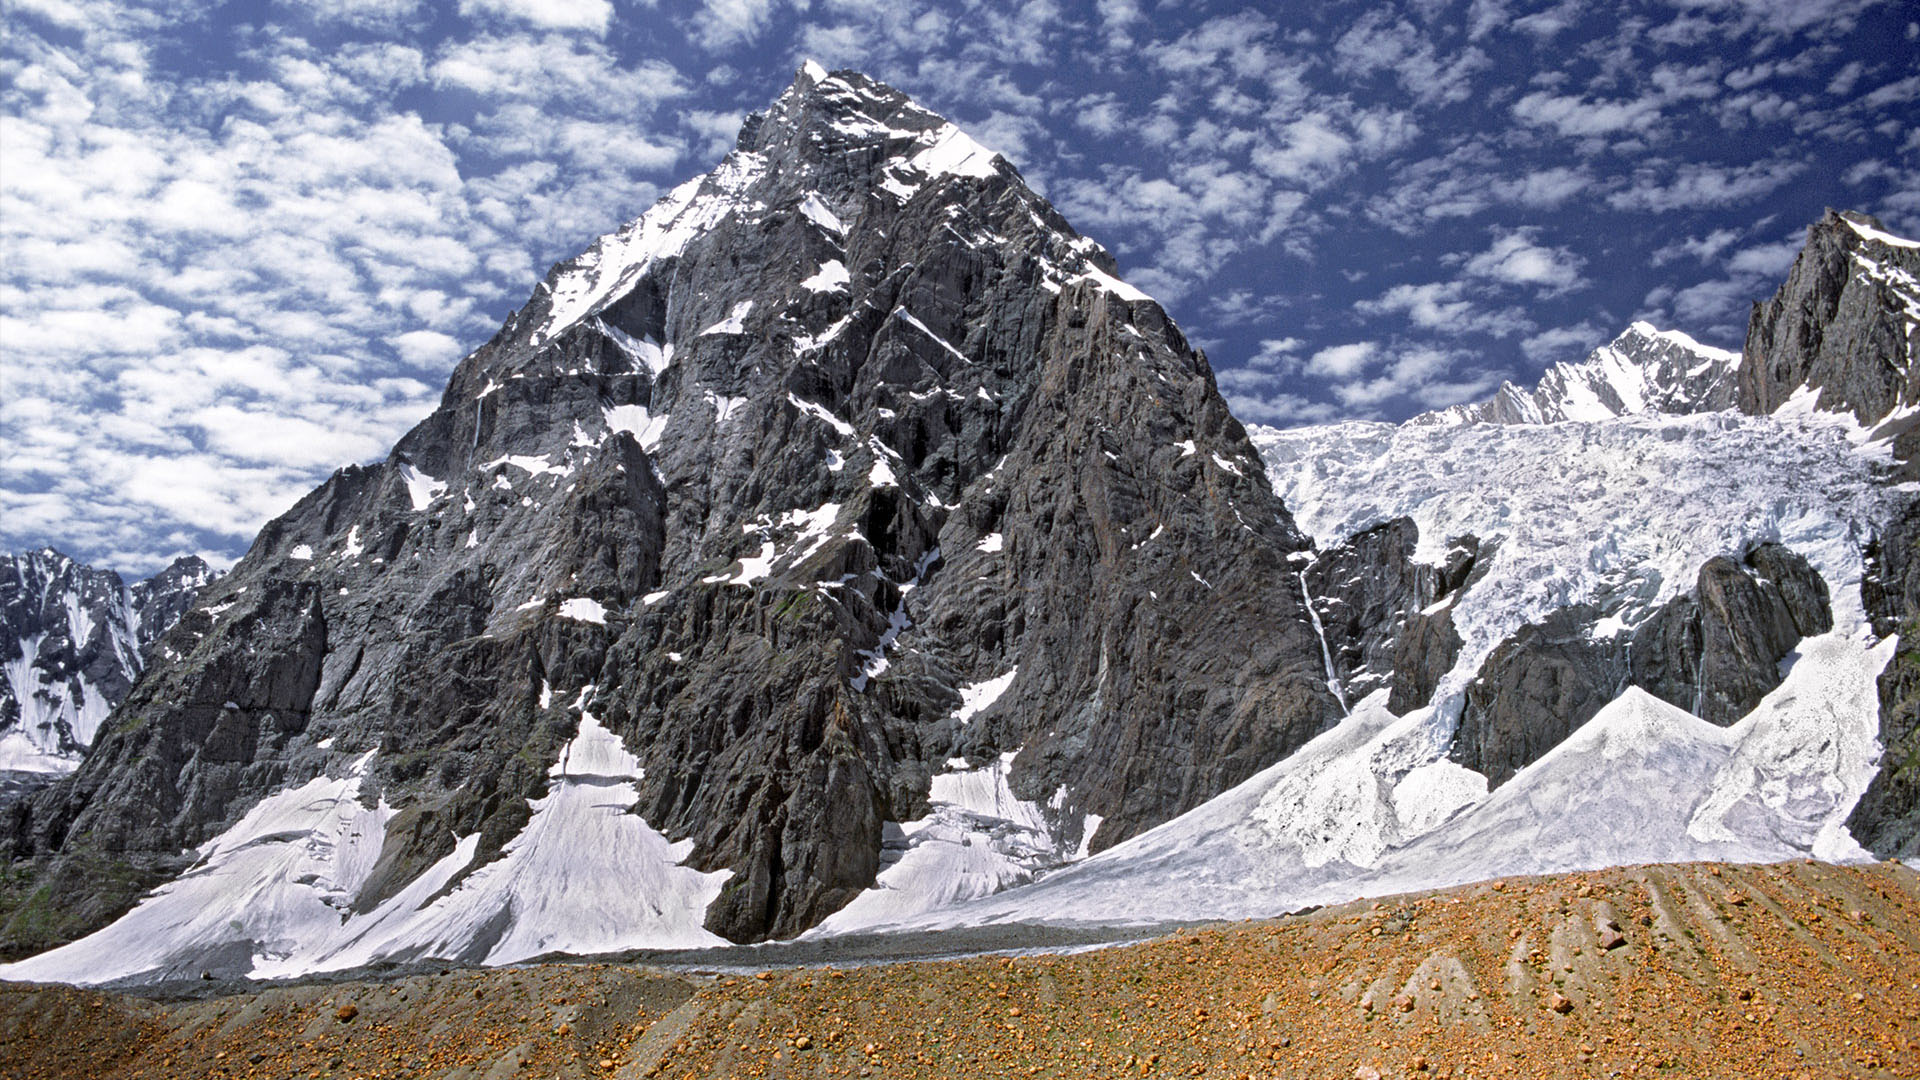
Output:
[1251, 407, 1894, 733]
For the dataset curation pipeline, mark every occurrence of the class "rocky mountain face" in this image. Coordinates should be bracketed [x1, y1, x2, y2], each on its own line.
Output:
[1296, 518, 1480, 713]
[1848, 499, 1920, 859]
[1448, 545, 1831, 788]
[1415, 321, 1739, 427]
[0, 549, 214, 776]
[1739, 211, 1920, 450]
[0, 65, 1341, 967]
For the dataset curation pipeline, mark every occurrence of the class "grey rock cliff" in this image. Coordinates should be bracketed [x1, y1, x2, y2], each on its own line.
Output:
[1847, 498, 1920, 859]
[1738, 209, 1920, 469]
[1296, 519, 1481, 712]
[1, 67, 1339, 955]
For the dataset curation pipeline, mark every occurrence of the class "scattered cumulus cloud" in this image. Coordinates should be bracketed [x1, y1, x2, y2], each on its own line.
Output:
[1459, 228, 1587, 295]
[458, 0, 612, 34]
[1, 0, 1912, 568]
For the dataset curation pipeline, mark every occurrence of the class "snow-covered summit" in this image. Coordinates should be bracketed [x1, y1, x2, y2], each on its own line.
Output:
[1417, 321, 1739, 427]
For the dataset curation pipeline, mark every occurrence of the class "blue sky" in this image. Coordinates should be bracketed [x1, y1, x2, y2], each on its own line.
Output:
[2, 0, 1916, 573]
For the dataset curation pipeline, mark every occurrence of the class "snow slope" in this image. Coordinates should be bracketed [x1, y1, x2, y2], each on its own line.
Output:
[815, 387, 1904, 933]
[0, 751, 393, 984]
[0, 707, 729, 985]
[807, 752, 1098, 935]
[866, 622, 1890, 930]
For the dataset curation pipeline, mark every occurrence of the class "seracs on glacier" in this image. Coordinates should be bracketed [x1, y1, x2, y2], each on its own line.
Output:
[814, 334, 1906, 934]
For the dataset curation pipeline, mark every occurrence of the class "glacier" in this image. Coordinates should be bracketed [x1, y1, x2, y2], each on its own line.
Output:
[813, 370, 1906, 934]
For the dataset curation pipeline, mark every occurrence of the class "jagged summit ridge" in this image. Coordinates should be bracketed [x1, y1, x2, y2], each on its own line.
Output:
[1740, 209, 1920, 469]
[523, 65, 1132, 352]
[1416, 321, 1739, 427]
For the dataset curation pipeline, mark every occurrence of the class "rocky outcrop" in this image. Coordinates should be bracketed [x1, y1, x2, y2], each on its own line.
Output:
[1448, 604, 1622, 789]
[1847, 498, 1920, 859]
[1451, 544, 1831, 788]
[1300, 518, 1434, 703]
[0, 66, 1340, 958]
[1295, 522, 1481, 712]
[1, 549, 214, 773]
[1630, 545, 1832, 727]
[1738, 210, 1920, 460]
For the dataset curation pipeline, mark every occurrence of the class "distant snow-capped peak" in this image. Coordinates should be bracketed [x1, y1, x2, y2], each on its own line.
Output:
[1417, 321, 1740, 427]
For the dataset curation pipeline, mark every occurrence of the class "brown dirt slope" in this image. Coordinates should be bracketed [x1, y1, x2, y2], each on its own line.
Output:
[1, 861, 1915, 1080]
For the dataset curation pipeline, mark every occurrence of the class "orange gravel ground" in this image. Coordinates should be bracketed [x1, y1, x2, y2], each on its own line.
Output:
[1, 860, 1915, 1080]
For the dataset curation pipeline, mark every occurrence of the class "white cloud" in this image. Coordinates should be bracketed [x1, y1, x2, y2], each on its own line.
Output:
[1460, 228, 1587, 295]
[392, 329, 464, 369]
[682, 108, 746, 162]
[1606, 159, 1803, 212]
[459, 0, 612, 33]
[1512, 89, 1662, 138]
[1305, 342, 1377, 379]
[692, 0, 777, 50]
[1333, 12, 1490, 107]
[1356, 281, 1535, 338]
[280, 0, 424, 29]
[1522, 322, 1606, 364]
[431, 35, 688, 106]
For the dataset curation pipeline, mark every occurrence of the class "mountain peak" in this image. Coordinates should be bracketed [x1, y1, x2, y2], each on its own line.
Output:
[1414, 320, 1737, 427]
[1739, 207, 1920, 444]
[0, 60, 1325, 973]
[501, 67, 1124, 358]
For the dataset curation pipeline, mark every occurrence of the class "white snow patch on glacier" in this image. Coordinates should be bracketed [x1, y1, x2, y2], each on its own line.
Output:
[788, 393, 855, 438]
[698, 300, 754, 337]
[954, 668, 1016, 725]
[797, 192, 845, 236]
[539, 153, 765, 343]
[1844, 216, 1920, 250]
[603, 403, 669, 452]
[800, 259, 849, 293]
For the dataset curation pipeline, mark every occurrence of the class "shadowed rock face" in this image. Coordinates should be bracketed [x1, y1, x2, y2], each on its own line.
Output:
[1293, 519, 1480, 716]
[0, 67, 1339, 953]
[1848, 499, 1920, 860]
[1450, 544, 1831, 789]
